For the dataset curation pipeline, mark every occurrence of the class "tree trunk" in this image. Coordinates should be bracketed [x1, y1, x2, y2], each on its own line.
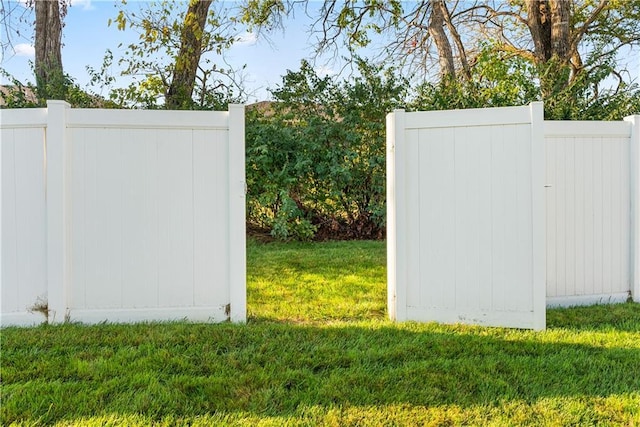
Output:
[525, 0, 552, 63]
[549, 0, 570, 61]
[441, 0, 471, 81]
[428, 0, 456, 80]
[525, 0, 574, 97]
[166, 0, 213, 109]
[34, 0, 64, 99]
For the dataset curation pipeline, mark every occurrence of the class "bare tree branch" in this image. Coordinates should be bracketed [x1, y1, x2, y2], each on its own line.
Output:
[571, 0, 608, 51]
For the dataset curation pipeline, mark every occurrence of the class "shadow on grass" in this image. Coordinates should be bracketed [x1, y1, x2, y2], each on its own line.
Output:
[2, 314, 639, 424]
[547, 302, 640, 332]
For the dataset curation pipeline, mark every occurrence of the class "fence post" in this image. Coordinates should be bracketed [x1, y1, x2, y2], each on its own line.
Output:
[530, 101, 546, 330]
[625, 114, 640, 303]
[46, 100, 71, 323]
[387, 109, 406, 321]
[227, 104, 246, 322]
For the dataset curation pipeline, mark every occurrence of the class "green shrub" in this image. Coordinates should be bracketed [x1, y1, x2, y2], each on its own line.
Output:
[246, 59, 408, 240]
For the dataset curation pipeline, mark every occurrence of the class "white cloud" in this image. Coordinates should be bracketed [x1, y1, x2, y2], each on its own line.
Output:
[13, 43, 35, 57]
[314, 66, 335, 78]
[15, 0, 94, 10]
[235, 32, 258, 46]
[70, 0, 94, 11]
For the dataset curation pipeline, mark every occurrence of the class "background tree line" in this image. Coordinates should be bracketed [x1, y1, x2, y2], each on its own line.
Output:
[2, 0, 640, 239]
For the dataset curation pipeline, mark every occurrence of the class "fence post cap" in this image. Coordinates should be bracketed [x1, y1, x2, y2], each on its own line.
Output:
[46, 100, 71, 108]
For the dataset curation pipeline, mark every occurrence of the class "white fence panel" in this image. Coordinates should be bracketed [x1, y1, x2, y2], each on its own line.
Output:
[387, 103, 546, 330]
[1, 109, 48, 325]
[544, 121, 632, 306]
[1, 102, 246, 326]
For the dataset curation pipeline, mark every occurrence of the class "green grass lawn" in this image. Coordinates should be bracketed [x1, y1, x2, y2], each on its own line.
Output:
[2, 240, 640, 426]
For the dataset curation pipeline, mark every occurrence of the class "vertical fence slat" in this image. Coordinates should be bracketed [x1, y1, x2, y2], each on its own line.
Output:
[476, 126, 493, 311]
[404, 129, 420, 308]
[157, 129, 194, 308]
[574, 137, 585, 295]
[46, 100, 71, 324]
[1, 131, 17, 314]
[193, 129, 221, 307]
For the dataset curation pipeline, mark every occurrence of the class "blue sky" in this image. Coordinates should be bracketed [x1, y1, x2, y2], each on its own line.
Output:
[1, 0, 346, 102]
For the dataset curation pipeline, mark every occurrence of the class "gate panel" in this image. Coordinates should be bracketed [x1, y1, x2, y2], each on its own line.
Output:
[387, 103, 546, 330]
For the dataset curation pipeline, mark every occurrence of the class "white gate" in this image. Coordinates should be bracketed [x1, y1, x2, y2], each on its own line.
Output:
[387, 103, 546, 330]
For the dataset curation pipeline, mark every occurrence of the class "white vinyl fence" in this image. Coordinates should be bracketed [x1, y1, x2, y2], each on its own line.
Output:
[545, 120, 635, 306]
[387, 103, 640, 330]
[1, 101, 246, 326]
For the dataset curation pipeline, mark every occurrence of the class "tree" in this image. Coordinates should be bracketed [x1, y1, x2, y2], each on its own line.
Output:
[0, 0, 67, 100]
[409, 44, 540, 112]
[34, 0, 64, 99]
[241, 0, 473, 81]
[426, 0, 455, 79]
[0, 0, 32, 57]
[166, 0, 212, 109]
[473, 0, 640, 97]
[101, 0, 245, 109]
[242, 0, 640, 105]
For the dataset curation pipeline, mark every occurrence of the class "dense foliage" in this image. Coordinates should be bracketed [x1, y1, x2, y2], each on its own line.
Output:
[0, 68, 115, 109]
[246, 59, 408, 240]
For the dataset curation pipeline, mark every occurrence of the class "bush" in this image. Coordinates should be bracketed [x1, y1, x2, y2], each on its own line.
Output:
[246, 59, 408, 240]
